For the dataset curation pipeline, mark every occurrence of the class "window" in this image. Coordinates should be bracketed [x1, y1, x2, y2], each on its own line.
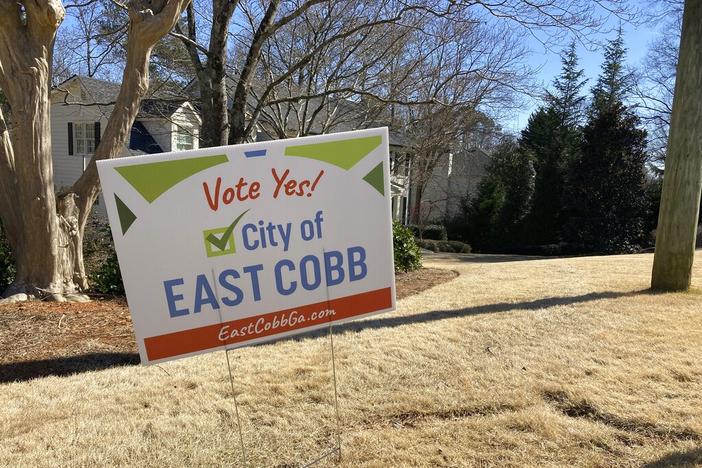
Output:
[175, 128, 194, 151]
[74, 122, 95, 155]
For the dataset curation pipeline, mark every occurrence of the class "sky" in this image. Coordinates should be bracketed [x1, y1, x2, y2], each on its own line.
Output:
[504, 15, 665, 134]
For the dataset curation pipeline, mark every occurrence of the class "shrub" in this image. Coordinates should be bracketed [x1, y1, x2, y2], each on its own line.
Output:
[422, 224, 447, 241]
[417, 239, 439, 252]
[406, 224, 422, 238]
[90, 237, 125, 295]
[0, 224, 15, 293]
[448, 240, 472, 253]
[91, 250, 124, 295]
[417, 239, 471, 254]
[393, 221, 422, 272]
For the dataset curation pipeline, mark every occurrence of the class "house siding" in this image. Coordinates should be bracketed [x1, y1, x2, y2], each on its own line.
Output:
[411, 149, 490, 224]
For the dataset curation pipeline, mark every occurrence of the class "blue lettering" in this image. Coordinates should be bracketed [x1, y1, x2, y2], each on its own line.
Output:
[275, 259, 296, 295]
[300, 254, 321, 290]
[243, 264, 264, 301]
[164, 278, 189, 317]
[219, 269, 243, 307]
[324, 250, 345, 286]
[242, 223, 259, 250]
[194, 274, 219, 313]
[348, 246, 367, 281]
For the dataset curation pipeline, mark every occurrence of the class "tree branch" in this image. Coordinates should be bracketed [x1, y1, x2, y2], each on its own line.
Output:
[66, 0, 191, 219]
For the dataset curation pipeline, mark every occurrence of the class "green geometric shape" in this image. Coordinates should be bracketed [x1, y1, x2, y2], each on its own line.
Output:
[203, 210, 249, 258]
[114, 194, 137, 235]
[284, 136, 381, 170]
[115, 154, 228, 203]
[362, 162, 385, 196]
[203, 226, 236, 257]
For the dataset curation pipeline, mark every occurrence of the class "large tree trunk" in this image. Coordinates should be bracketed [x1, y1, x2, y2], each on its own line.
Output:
[0, 0, 190, 301]
[651, 0, 702, 292]
[0, 0, 72, 298]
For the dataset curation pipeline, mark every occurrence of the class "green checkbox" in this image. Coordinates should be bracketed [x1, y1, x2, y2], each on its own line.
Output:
[203, 209, 249, 258]
[204, 227, 236, 257]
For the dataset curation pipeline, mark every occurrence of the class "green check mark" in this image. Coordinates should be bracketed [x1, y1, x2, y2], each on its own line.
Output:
[203, 209, 249, 257]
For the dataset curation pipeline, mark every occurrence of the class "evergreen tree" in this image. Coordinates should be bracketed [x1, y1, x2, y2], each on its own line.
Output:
[546, 41, 588, 128]
[467, 141, 535, 249]
[562, 31, 649, 253]
[521, 42, 586, 245]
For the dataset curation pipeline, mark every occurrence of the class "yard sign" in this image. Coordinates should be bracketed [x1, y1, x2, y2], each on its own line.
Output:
[97, 128, 396, 364]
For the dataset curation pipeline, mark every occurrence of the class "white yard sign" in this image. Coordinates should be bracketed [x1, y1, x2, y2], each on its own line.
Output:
[97, 128, 396, 364]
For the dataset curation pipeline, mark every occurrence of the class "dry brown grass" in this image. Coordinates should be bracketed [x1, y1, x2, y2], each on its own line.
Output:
[1, 251, 701, 467]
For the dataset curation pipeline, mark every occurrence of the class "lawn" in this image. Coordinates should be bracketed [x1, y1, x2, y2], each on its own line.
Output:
[1, 252, 701, 467]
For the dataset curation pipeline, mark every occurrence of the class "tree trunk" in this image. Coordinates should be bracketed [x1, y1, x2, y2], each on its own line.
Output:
[198, 75, 230, 147]
[651, 0, 702, 291]
[178, 0, 236, 148]
[0, 0, 190, 300]
[0, 2, 74, 298]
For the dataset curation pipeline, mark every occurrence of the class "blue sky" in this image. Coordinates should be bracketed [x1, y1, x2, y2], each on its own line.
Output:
[505, 17, 664, 134]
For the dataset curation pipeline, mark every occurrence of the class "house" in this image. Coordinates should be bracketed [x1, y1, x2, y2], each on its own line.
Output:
[52, 76, 414, 221]
[409, 148, 491, 225]
[251, 94, 413, 223]
[50, 76, 201, 204]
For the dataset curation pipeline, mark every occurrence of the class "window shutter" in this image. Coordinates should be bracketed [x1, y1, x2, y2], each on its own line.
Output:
[68, 122, 73, 156]
[94, 121, 101, 149]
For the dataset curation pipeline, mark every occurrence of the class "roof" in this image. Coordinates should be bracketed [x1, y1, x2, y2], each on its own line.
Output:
[139, 98, 189, 119]
[53, 75, 192, 118]
[129, 122, 163, 154]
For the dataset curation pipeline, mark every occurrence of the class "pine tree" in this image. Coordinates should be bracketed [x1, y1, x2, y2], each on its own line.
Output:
[562, 31, 649, 253]
[467, 141, 534, 250]
[546, 41, 587, 128]
[521, 42, 586, 245]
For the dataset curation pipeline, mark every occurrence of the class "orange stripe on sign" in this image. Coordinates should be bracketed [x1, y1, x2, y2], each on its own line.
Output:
[144, 287, 393, 361]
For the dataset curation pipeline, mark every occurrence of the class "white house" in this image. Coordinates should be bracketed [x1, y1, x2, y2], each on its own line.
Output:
[409, 148, 491, 225]
[52, 76, 414, 220]
[50, 76, 201, 204]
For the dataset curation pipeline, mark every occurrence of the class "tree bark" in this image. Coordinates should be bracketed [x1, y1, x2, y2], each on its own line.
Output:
[651, 0, 702, 291]
[0, 0, 190, 300]
[0, 0, 68, 298]
[180, 0, 238, 148]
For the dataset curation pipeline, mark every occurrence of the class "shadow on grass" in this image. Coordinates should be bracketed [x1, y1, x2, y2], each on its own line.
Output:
[642, 446, 702, 467]
[0, 352, 139, 384]
[270, 289, 650, 344]
[423, 252, 549, 263]
[2, 289, 649, 383]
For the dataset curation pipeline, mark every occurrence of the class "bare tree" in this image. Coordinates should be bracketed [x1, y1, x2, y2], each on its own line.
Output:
[633, 2, 683, 163]
[651, 0, 702, 291]
[0, 0, 189, 301]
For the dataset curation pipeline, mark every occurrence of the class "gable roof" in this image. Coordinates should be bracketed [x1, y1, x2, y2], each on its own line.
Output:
[53, 75, 193, 119]
[129, 121, 163, 154]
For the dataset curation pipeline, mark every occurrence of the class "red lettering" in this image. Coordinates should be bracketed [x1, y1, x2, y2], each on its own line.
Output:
[285, 179, 297, 196]
[272, 168, 290, 199]
[250, 181, 261, 200]
[203, 177, 222, 211]
[223, 187, 235, 204]
[203, 176, 261, 210]
[297, 180, 310, 196]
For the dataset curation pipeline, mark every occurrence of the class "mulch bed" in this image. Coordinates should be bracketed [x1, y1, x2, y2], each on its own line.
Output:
[0, 268, 457, 382]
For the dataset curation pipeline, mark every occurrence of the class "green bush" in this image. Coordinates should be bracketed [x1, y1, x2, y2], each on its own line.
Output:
[406, 224, 421, 238]
[417, 239, 471, 254]
[422, 224, 447, 241]
[417, 239, 439, 252]
[448, 240, 472, 253]
[0, 224, 15, 293]
[90, 237, 125, 295]
[393, 221, 422, 272]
